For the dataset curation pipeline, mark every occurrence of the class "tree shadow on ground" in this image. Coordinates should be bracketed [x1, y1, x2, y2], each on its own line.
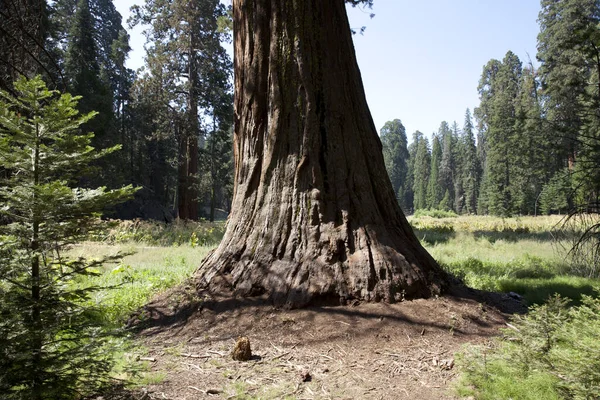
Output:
[445, 258, 600, 306]
[411, 229, 455, 245]
[498, 279, 599, 306]
[128, 275, 527, 342]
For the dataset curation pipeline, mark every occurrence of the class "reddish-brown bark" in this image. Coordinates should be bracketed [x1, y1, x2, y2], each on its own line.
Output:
[196, 0, 447, 307]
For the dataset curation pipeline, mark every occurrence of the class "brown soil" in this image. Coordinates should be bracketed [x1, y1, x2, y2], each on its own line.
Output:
[115, 285, 525, 400]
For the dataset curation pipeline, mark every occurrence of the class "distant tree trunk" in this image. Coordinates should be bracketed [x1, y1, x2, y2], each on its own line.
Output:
[196, 0, 447, 307]
[177, 32, 200, 220]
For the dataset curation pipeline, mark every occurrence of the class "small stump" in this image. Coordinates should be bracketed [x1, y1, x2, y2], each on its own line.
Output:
[231, 336, 252, 361]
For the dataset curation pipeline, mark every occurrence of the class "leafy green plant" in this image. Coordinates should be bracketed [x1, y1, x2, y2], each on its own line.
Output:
[0, 76, 137, 399]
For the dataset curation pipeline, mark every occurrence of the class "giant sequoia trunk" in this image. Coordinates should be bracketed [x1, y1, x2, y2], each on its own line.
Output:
[196, 0, 447, 307]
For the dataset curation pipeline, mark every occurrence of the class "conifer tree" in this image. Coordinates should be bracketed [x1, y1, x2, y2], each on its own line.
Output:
[513, 64, 549, 213]
[451, 121, 464, 213]
[461, 109, 481, 214]
[405, 133, 419, 213]
[537, 0, 594, 170]
[63, 0, 116, 185]
[476, 52, 522, 216]
[439, 121, 455, 212]
[412, 132, 431, 210]
[538, 0, 600, 209]
[0, 76, 136, 399]
[196, 0, 446, 306]
[130, 0, 231, 220]
[0, 0, 52, 91]
[426, 134, 442, 209]
[380, 119, 410, 210]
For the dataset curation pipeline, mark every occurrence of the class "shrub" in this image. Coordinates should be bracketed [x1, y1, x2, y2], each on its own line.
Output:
[98, 219, 226, 247]
[413, 208, 458, 218]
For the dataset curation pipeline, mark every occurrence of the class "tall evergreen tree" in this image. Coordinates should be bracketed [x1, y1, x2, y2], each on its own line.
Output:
[380, 119, 410, 210]
[412, 131, 431, 210]
[426, 134, 442, 209]
[538, 0, 600, 210]
[200, 63, 234, 221]
[537, 0, 596, 171]
[126, 62, 180, 218]
[0, 0, 54, 91]
[513, 64, 550, 213]
[439, 121, 455, 211]
[63, 0, 116, 185]
[461, 109, 481, 214]
[452, 121, 465, 213]
[49, 0, 134, 190]
[196, 0, 446, 306]
[405, 133, 419, 213]
[476, 52, 522, 216]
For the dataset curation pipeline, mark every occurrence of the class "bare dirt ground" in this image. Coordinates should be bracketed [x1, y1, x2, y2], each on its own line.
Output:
[115, 285, 525, 400]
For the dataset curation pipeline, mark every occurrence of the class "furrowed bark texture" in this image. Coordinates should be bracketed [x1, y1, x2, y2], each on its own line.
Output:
[196, 0, 447, 307]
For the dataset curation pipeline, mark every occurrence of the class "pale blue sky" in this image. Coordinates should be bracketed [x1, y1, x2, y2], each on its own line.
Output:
[114, 0, 541, 137]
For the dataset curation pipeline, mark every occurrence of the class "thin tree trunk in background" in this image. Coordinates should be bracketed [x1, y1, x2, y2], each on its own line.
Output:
[210, 117, 217, 222]
[31, 119, 42, 400]
[177, 133, 189, 219]
[196, 0, 447, 307]
[177, 29, 200, 220]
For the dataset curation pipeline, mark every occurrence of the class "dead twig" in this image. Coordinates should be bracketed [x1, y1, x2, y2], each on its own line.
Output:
[181, 353, 210, 359]
[272, 351, 291, 360]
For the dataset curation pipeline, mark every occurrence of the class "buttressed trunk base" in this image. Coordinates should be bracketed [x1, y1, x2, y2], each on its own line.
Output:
[195, 0, 448, 307]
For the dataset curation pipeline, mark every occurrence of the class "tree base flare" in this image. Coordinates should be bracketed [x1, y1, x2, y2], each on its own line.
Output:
[196, 231, 448, 308]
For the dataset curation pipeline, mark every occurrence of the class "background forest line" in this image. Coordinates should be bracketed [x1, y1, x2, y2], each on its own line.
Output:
[382, 8, 600, 218]
[2, 0, 599, 222]
[1, 0, 234, 223]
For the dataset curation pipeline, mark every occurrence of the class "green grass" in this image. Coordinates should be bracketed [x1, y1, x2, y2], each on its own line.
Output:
[455, 347, 562, 400]
[69, 243, 213, 326]
[412, 216, 600, 399]
[65, 240, 215, 392]
[63, 215, 599, 399]
[455, 295, 600, 399]
[410, 215, 600, 305]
